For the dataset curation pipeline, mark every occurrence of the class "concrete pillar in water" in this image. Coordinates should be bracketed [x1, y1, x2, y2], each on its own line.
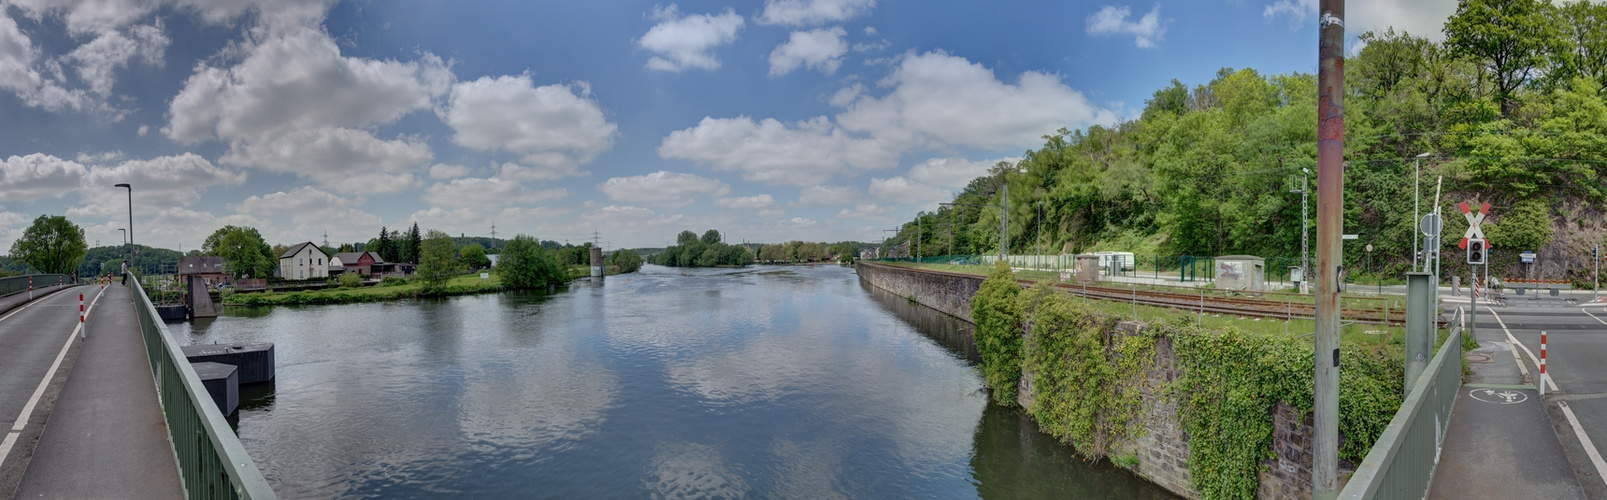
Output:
[590, 247, 604, 280]
[1405, 272, 1434, 394]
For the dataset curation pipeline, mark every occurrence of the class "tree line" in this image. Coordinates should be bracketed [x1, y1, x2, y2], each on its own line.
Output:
[883, 0, 1607, 280]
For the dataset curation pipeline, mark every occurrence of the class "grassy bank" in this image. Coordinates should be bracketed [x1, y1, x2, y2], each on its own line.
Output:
[225, 273, 510, 306]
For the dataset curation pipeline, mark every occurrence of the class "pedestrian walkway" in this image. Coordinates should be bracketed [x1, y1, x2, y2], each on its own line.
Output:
[1427, 317, 1584, 499]
[13, 283, 183, 499]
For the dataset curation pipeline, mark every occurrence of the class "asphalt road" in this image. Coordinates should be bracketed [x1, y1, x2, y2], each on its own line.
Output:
[0, 285, 94, 498]
[1472, 296, 1607, 499]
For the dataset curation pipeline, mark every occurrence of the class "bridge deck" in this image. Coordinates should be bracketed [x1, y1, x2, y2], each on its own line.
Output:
[4, 284, 183, 498]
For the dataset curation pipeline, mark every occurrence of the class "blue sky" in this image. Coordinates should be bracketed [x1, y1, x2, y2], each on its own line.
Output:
[0, 0, 1460, 251]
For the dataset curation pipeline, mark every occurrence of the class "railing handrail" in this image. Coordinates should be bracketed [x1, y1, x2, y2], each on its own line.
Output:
[1339, 306, 1465, 499]
[130, 273, 276, 499]
[0, 274, 74, 297]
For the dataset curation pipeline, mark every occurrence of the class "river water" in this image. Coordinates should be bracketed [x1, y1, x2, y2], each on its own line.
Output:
[171, 264, 1175, 499]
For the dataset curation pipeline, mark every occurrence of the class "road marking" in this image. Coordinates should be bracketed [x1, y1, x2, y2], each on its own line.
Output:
[0, 286, 106, 466]
[1561, 401, 1607, 489]
[1484, 306, 1558, 392]
[1585, 309, 1607, 326]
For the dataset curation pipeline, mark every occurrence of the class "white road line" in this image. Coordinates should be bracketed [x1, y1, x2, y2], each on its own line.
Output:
[0, 286, 106, 466]
[1560, 401, 1607, 489]
[0, 286, 71, 324]
[1484, 306, 1559, 392]
[1585, 308, 1607, 326]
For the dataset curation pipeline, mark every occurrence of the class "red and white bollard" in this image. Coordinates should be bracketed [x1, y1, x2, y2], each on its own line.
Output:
[1540, 331, 1548, 397]
[79, 293, 85, 340]
[28, 276, 33, 300]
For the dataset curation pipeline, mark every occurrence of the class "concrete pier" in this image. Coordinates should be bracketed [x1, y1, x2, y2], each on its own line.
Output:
[191, 362, 239, 416]
[182, 342, 275, 384]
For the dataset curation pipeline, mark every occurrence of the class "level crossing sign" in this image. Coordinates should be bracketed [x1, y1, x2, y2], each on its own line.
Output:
[1458, 201, 1490, 250]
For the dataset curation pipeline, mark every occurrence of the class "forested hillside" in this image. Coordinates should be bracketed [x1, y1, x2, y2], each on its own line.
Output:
[886, 0, 1607, 283]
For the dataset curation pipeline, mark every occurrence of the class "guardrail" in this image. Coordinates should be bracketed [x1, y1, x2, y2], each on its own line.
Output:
[0, 274, 73, 297]
[129, 273, 276, 499]
[1340, 306, 1466, 500]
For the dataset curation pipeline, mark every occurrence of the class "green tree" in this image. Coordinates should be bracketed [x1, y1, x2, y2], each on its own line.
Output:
[416, 229, 460, 294]
[701, 229, 721, 245]
[460, 243, 491, 270]
[1486, 198, 1554, 251]
[677, 230, 699, 245]
[404, 222, 422, 263]
[1444, 0, 1566, 116]
[499, 235, 565, 289]
[607, 248, 643, 273]
[9, 215, 87, 274]
[203, 226, 275, 279]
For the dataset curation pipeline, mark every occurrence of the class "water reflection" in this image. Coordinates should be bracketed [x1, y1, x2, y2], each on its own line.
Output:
[169, 265, 1174, 499]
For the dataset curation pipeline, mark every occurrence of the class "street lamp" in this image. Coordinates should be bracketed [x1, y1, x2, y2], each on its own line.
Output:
[115, 183, 133, 275]
[117, 228, 127, 265]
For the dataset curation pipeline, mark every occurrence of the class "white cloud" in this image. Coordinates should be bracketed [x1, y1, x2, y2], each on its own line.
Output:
[828, 83, 865, 107]
[769, 26, 847, 76]
[906, 157, 1015, 189]
[405, 206, 481, 233]
[0, 209, 28, 252]
[165, 26, 451, 144]
[636, 4, 745, 72]
[1262, 0, 1314, 26]
[219, 127, 429, 194]
[851, 39, 889, 53]
[440, 74, 616, 174]
[72, 153, 246, 217]
[796, 185, 860, 205]
[1086, 5, 1167, 49]
[428, 163, 471, 180]
[834, 203, 894, 219]
[0, 12, 43, 95]
[66, 23, 168, 96]
[868, 176, 949, 207]
[5, 0, 334, 37]
[598, 171, 730, 208]
[758, 0, 876, 26]
[837, 51, 1120, 151]
[423, 177, 567, 209]
[1264, 0, 1457, 41]
[231, 186, 359, 216]
[74, 150, 124, 165]
[716, 194, 783, 217]
[863, 26, 876, 36]
[658, 116, 896, 186]
[0, 153, 88, 202]
[496, 161, 582, 183]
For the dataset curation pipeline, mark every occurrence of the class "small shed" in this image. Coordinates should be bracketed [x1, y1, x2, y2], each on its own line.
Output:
[1074, 254, 1101, 283]
[1215, 255, 1266, 291]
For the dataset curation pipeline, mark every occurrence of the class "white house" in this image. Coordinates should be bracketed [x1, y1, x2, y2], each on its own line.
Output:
[279, 242, 331, 280]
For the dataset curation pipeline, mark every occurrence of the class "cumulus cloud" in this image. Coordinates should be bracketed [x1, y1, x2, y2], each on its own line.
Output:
[597, 171, 730, 208]
[636, 4, 745, 72]
[219, 127, 429, 194]
[0, 153, 87, 202]
[716, 194, 783, 217]
[757, 0, 876, 26]
[428, 163, 471, 179]
[73, 153, 246, 217]
[423, 177, 567, 209]
[867, 176, 949, 207]
[1264, 0, 1456, 41]
[658, 116, 897, 186]
[66, 23, 168, 96]
[1086, 5, 1167, 49]
[837, 51, 1120, 151]
[796, 185, 860, 205]
[769, 26, 847, 76]
[231, 186, 358, 215]
[907, 156, 1015, 189]
[166, 27, 451, 144]
[0, 13, 44, 94]
[834, 203, 894, 220]
[440, 74, 616, 175]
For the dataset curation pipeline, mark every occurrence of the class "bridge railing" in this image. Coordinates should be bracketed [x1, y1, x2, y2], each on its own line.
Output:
[0, 274, 73, 297]
[1339, 306, 1465, 500]
[129, 273, 276, 499]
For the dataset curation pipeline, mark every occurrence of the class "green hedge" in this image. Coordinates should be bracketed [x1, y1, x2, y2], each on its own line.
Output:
[971, 266, 1405, 500]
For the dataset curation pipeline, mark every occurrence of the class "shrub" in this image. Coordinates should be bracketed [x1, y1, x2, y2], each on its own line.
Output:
[338, 272, 363, 288]
[971, 261, 1023, 405]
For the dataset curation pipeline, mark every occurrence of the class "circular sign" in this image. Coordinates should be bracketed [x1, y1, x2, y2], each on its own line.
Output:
[1420, 213, 1443, 236]
[1365, 244, 1373, 252]
[1469, 388, 1528, 405]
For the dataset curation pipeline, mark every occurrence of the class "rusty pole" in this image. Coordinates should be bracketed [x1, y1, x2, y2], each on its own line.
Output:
[1314, 0, 1345, 499]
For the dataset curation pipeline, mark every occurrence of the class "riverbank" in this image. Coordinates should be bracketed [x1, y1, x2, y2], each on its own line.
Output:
[222, 264, 615, 306]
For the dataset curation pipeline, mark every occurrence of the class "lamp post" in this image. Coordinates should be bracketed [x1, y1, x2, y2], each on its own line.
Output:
[1413, 152, 1431, 272]
[117, 228, 127, 267]
[1367, 243, 1376, 294]
[115, 183, 133, 275]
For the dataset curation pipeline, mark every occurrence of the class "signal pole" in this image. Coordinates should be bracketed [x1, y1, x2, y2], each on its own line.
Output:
[1314, 0, 1346, 498]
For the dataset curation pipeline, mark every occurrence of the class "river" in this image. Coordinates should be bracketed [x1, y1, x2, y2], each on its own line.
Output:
[170, 264, 1176, 499]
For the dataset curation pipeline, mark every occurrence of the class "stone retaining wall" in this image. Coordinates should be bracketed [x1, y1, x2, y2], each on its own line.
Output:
[854, 262, 982, 323]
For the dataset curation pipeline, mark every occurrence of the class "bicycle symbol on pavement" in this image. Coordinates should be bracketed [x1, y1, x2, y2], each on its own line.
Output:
[1469, 388, 1528, 405]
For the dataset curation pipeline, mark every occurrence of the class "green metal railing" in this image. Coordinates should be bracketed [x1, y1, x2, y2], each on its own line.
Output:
[0, 274, 73, 297]
[130, 274, 276, 499]
[1339, 307, 1466, 500]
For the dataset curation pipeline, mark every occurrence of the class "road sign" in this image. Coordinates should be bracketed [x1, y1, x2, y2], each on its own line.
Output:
[1520, 251, 1536, 263]
[1420, 213, 1442, 236]
[1342, 234, 1359, 240]
[1458, 201, 1490, 249]
[1365, 244, 1373, 252]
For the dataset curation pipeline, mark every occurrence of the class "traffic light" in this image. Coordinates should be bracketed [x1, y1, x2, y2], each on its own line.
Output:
[1467, 238, 1486, 265]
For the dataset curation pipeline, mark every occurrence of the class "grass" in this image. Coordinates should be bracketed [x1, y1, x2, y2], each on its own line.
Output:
[1059, 283, 1410, 350]
[224, 273, 507, 306]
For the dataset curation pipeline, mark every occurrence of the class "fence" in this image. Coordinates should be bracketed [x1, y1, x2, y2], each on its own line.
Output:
[871, 255, 1323, 285]
[1339, 306, 1466, 500]
[130, 273, 276, 499]
[0, 274, 74, 297]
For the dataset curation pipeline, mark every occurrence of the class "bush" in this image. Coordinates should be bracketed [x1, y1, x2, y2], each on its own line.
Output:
[971, 261, 1023, 405]
[338, 273, 363, 288]
[499, 235, 566, 289]
[380, 276, 407, 287]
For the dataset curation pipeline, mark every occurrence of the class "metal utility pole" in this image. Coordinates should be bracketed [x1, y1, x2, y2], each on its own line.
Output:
[1314, 0, 1346, 498]
[1413, 152, 1430, 271]
[917, 215, 922, 261]
[1595, 245, 1600, 301]
[1290, 160, 1310, 294]
[1000, 183, 1010, 262]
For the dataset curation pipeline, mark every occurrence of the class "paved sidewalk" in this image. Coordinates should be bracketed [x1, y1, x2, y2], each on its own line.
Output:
[13, 283, 182, 499]
[1427, 320, 1585, 499]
